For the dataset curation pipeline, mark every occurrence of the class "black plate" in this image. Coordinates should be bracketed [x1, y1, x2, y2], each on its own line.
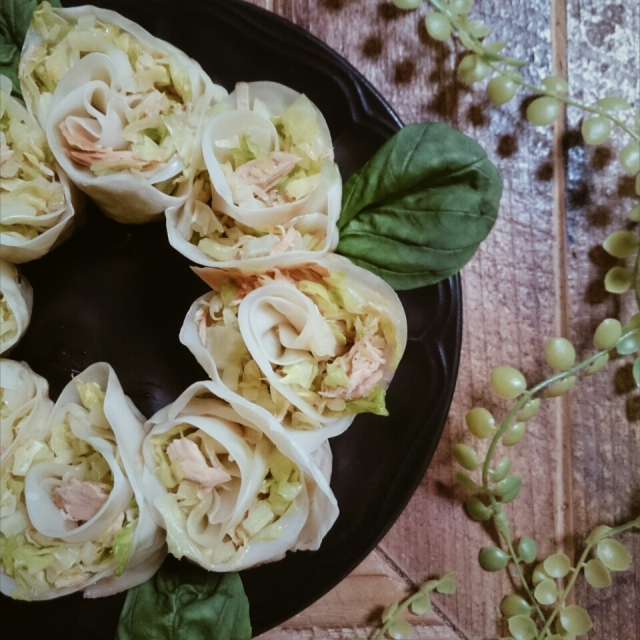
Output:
[5, 0, 462, 637]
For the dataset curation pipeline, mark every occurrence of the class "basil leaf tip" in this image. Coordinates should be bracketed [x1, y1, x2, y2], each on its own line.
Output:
[336, 121, 503, 290]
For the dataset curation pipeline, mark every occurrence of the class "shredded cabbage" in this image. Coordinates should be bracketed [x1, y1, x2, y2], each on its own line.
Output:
[0, 379, 138, 599]
[21, 2, 199, 188]
[0, 74, 66, 243]
[184, 173, 324, 262]
[197, 267, 401, 426]
[151, 423, 301, 563]
[222, 92, 328, 207]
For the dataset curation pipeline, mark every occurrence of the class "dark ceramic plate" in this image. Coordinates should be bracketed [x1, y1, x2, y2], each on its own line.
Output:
[6, 0, 462, 637]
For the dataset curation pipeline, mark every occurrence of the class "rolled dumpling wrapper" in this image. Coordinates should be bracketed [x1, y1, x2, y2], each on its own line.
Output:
[0, 260, 33, 355]
[0, 75, 80, 263]
[0, 359, 53, 465]
[201, 81, 340, 226]
[165, 163, 341, 269]
[142, 379, 338, 572]
[20, 3, 227, 223]
[181, 254, 408, 450]
[0, 362, 166, 600]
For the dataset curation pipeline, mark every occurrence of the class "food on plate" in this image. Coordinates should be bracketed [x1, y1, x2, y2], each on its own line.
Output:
[180, 254, 407, 448]
[0, 362, 166, 600]
[0, 260, 33, 355]
[19, 2, 227, 223]
[166, 81, 341, 267]
[0, 359, 53, 461]
[0, 75, 79, 263]
[142, 379, 338, 572]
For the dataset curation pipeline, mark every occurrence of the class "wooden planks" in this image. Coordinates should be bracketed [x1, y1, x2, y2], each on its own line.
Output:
[247, 1, 639, 638]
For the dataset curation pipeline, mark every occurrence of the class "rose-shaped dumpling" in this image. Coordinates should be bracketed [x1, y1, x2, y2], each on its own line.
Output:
[0, 363, 166, 600]
[0, 359, 53, 466]
[165, 164, 341, 270]
[19, 2, 227, 223]
[181, 254, 407, 450]
[165, 80, 341, 269]
[0, 260, 33, 355]
[0, 75, 80, 263]
[142, 379, 338, 572]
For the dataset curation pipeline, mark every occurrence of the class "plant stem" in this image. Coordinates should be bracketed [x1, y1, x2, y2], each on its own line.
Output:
[488, 499, 547, 623]
[370, 580, 439, 640]
[537, 519, 638, 638]
[481, 345, 613, 487]
[425, 0, 639, 142]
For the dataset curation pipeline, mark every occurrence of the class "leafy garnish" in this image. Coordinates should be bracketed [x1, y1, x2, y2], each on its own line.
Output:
[336, 121, 502, 290]
[116, 557, 252, 640]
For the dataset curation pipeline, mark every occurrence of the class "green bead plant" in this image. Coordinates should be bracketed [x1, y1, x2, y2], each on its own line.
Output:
[356, 1, 639, 638]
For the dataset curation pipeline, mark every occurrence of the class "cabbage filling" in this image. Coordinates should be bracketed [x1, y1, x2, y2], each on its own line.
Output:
[0, 295, 18, 345]
[218, 92, 327, 206]
[152, 423, 301, 564]
[21, 2, 197, 188]
[196, 269, 401, 427]
[0, 78, 65, 240]
[0, 380, 138, 600]
[187, 173, 324, 262]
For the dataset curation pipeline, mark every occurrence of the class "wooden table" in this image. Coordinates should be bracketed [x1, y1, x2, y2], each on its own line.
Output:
[241, 1, 639, 639]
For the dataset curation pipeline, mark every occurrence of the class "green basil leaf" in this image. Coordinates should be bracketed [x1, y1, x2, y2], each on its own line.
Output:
[1, 0, 61, 96]
[336, 122, 502, 290]
[116, 557, 252, 640]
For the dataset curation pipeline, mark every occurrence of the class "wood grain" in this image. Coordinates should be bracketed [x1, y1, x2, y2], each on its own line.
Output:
[244, 1, 640, 638]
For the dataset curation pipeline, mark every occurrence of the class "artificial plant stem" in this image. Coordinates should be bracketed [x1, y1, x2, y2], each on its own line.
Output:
[425, 0, 639, 142]
[481, 345, 612, 487]
[370, 581, 439, 640]
[489, 499, 547, 623]
[536, 519, 638, 637]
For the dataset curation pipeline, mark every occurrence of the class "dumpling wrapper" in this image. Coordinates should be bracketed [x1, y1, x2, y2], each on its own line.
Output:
[20, 3, 227, 223]
[0, 75, 81, 263]
[141, 379, 338, 572]
[201, 81, 340, 228]
[0, 260, 33, 355]
[165, 167, 341, 269]
[0, 362, 166, 600]
[0, 359, 53, 465]
[181, 254, 407, 451]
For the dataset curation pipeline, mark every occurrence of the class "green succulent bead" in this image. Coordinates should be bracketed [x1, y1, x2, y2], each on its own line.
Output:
[487, 76, 517, 105]
[596, 538, 631, 571]
[425, 12, 452, 41]
[619, 142, 640, 174]
[581, 116, 611, 145]
[449, 0, 473, 14]
[526, 97, 561, 125]
[544, 375, 576, 398]
[502, 422, 526, 446]
[603, 230, 639, 258]
[392, 0, 422, 9]
[479, 546, 510, 571]
[465, 407, 495, 438]
[452, 443, 481, 470]
[543, 552, 572, 578]
[516, 399, 540, 421]
[491, 366, 527, 398]
[593, 318, 622, 349]
[597, 96, 631, 111]
[544, 337, 576, 370]
[500, 594, 531, 618]
[541, 75, 568, 93]
[517, 536, 537, 563]
[458, 54, 491, 83]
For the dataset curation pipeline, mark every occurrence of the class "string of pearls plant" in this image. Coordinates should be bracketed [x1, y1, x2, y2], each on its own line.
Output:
[356, 0, 639, 638]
